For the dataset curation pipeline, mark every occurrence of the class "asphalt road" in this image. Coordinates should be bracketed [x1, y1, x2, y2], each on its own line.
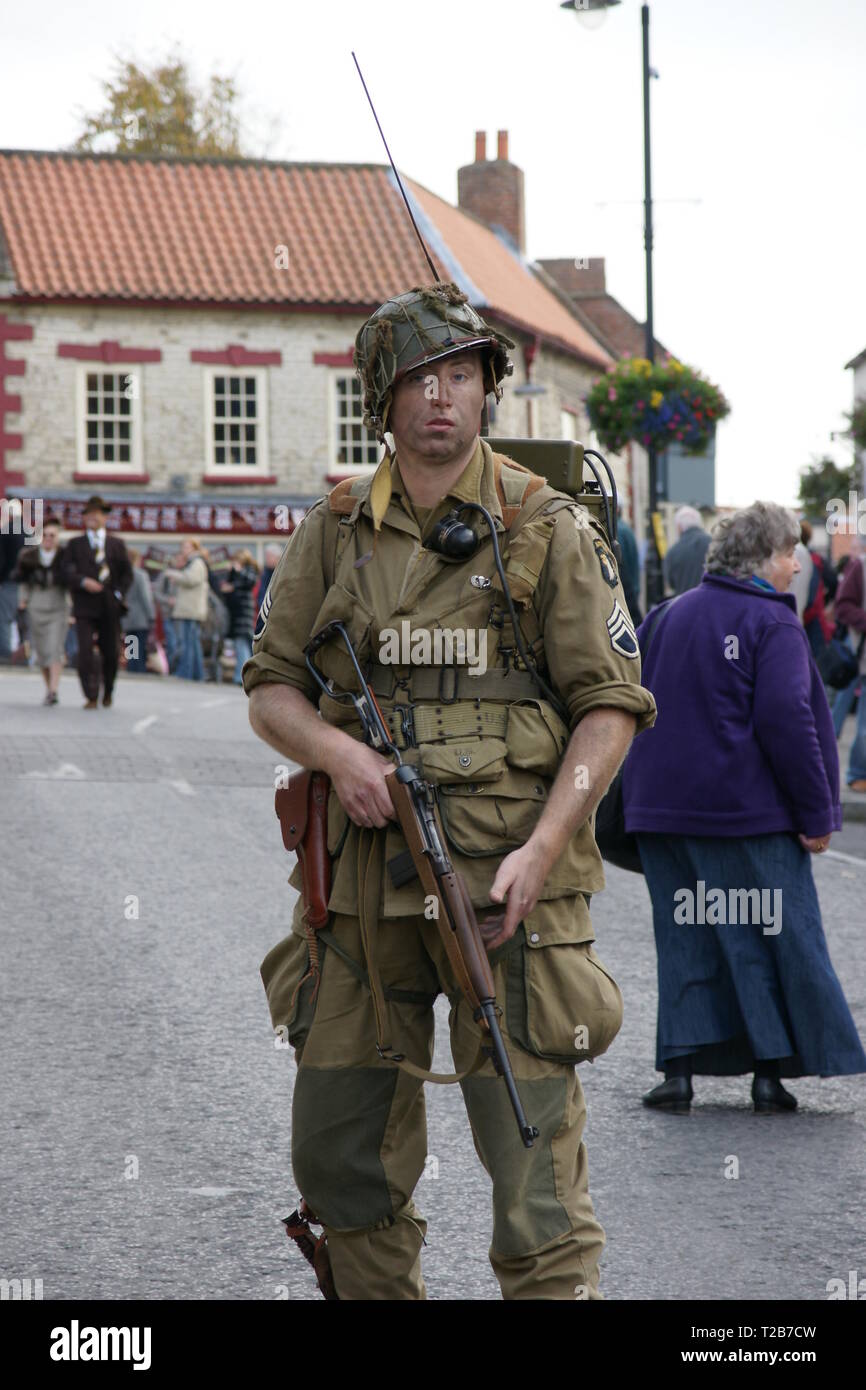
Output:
[1, 667, 864, 1301]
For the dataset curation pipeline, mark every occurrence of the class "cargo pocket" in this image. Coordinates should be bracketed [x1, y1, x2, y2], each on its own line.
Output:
[505, 698, 570, 780]
[437, 765, 548, 857]
[418, 736, 507, 786]
[505, 911, 623, 1064]
[260, 926, 324, 1053]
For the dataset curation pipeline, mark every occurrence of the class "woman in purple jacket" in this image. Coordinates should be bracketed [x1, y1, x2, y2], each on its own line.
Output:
[622, 501, 866, 1113]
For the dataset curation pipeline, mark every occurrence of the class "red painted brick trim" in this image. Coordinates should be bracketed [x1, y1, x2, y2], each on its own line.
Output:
[191, 346, 282, 367]
[57, 340, 162, 363]
[73, 472, 151, 484]
[314, 350, 355, 367]
[201, 474, 278, 486]
[0, 313, 34, 492]
[1, 295, 378, 317]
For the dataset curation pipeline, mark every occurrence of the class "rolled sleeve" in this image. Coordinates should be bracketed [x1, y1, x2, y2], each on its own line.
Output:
[535, 506, 657, 734]
[241, 499, 329, 700]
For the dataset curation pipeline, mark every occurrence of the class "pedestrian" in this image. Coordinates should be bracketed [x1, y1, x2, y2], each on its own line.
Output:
[219, 548, 259, 684]
[244, 281, 656, 1300]
[60, 496, 133, 709]
[828, 549, 862, 736]
[622, 500, 866, 1113]
[788, 533, 814, 621]
[12, 513, 69, 704]
[799, 519, 835, 659]
[122, 549, 156, 674]
[256, 543, 283, 613]
[152, 562, 179, 673]
[662, 505, 711, 596]
[166, 539, 209, 681]
[616, 514, 643, 626]
[833, 539, 866, 793]
[0, 497, 26, 662]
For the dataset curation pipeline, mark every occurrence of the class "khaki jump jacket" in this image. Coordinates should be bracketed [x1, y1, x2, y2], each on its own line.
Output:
[243, 440, 656, 933]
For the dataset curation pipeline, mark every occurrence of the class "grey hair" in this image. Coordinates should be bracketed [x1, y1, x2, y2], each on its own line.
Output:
[675, 505, 703, 534]
[705, 501, 801, 580]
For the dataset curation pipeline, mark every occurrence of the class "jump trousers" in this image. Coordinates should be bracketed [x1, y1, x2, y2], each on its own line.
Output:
[287, 909, 605, 1301]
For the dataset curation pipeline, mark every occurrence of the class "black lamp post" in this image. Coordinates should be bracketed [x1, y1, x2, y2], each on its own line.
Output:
[561, 0, 664, 604]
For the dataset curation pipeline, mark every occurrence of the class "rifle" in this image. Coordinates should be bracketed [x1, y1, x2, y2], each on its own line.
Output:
[304, 619, 539, 1149]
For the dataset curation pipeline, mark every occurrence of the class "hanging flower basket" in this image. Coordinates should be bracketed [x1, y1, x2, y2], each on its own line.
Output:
[586, 357, 730, 456]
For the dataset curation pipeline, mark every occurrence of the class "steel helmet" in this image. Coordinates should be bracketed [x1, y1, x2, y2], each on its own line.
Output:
[354, 282, 515, 437]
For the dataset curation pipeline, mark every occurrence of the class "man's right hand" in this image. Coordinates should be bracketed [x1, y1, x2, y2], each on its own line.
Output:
[325, 737, 396, 828]
[81, 578, 103, 593]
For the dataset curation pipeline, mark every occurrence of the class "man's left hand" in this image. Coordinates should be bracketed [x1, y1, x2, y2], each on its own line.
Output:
[484, 842, 552, 951]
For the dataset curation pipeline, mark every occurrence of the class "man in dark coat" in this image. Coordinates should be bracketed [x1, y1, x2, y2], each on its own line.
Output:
[663, 505, 711, 596]
[61, 496, 133, 708]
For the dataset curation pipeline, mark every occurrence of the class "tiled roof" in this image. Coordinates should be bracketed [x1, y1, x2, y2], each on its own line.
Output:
[0, 150, 611, 367]
[569, 293, 670, 363]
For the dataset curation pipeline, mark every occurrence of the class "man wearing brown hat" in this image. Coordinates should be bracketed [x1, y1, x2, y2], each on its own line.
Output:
[61, 496, 133, 708]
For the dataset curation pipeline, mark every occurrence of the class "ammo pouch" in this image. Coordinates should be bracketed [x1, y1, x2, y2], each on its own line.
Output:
[275, 769, 331, 929]
[502, 911, 623, 1065]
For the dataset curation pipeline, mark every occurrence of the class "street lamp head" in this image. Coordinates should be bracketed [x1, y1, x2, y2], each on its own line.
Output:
[560, 0, 622, 27]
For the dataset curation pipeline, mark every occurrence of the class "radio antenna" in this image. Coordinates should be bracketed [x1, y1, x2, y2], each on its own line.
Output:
[352, 51, 441, 284]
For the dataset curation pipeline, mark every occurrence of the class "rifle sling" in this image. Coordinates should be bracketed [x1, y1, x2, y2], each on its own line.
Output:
[356, 827, 487, 1086]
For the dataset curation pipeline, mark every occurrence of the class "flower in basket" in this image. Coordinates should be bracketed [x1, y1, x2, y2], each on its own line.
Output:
[587, 356, 729, 455]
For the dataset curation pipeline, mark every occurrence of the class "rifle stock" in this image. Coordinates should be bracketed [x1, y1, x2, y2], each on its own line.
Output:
[386, 763, 539, 1149]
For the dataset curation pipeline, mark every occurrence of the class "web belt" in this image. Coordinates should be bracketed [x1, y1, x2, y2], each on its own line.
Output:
[368, 662, 541, 704]
[383, 700, 509, 750]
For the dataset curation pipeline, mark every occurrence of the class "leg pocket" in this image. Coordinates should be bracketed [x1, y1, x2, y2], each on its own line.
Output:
[260, 925, 323, 1053]
[506, 925, 623, 1065]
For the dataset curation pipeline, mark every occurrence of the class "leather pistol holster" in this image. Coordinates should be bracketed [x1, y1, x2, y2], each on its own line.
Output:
[275, 769, 331, 929]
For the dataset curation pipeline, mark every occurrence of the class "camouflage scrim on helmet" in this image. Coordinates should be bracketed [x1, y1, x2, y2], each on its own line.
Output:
[354, 283, 515, 436]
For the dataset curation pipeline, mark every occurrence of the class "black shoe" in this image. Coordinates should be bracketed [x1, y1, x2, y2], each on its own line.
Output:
[752, 1076, 797, 1113]
[642, 1077, 692, 1112]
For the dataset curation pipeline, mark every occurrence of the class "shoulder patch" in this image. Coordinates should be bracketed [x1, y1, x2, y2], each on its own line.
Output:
[592, 536, 619, 588]
[606, 598, 639, 659]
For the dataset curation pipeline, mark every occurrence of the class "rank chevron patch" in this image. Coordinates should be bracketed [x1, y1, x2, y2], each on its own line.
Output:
[606, 598, 639, 659]
[253, 586, 273, 642]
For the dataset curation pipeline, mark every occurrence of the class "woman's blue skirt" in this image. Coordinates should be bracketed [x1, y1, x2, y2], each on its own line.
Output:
[636, 831, 866, 1077]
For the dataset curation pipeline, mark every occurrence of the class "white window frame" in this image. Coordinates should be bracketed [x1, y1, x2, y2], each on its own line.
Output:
[76, 365, 143, 474]
[202, 366, 270, 478]
[560, 407, 579, 441]
[328, 369, 383, 474]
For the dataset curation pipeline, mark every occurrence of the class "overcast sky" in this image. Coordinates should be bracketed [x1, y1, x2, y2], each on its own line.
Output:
[3, 0, 865, 507]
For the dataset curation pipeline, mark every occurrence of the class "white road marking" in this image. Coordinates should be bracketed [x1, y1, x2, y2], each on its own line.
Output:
[823, 848, 866, 869]
[167, 778, 195, 796]
[23, 762, 86, 780]
[178, 1186, 245, 1198]
[198, 696, 232, 709]
[132, 715, 159, 735]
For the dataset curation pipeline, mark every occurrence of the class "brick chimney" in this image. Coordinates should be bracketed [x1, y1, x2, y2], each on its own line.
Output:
[458, 130, 525, 254]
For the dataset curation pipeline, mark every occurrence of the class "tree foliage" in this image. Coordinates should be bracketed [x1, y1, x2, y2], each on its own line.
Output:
[844, 399, 866, 453]
[797, 455, 857, 518]
[71, 49, 246, 158]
